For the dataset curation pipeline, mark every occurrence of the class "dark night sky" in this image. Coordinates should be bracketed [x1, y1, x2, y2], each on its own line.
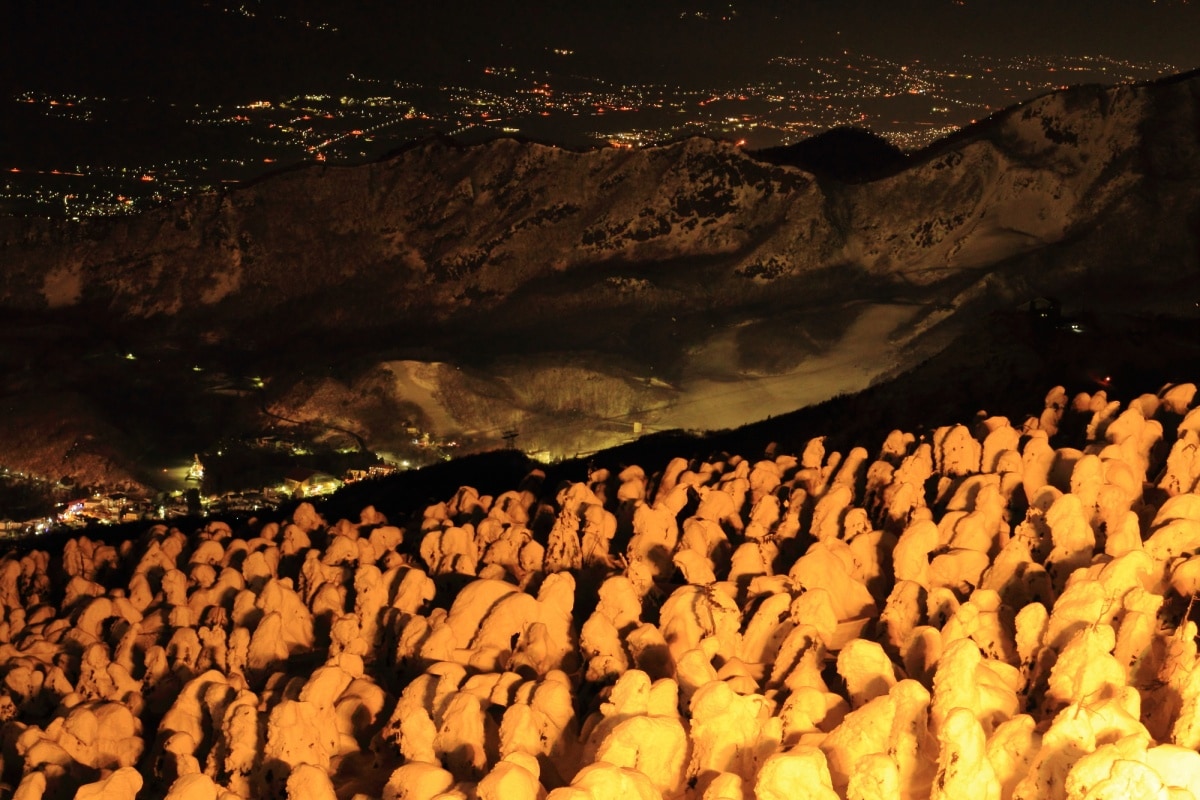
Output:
[0, 0, 1196, 190]
[3, 1, 1197, 98]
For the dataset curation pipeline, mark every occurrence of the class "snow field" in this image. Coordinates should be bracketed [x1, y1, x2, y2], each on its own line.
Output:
[0, 382, 1199, 799]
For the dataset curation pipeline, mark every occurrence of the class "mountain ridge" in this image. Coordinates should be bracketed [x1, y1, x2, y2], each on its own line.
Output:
[1, 71, 1197, 347]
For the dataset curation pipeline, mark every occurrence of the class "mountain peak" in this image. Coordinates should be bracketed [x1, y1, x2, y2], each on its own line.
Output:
[751, 127, 909, 183]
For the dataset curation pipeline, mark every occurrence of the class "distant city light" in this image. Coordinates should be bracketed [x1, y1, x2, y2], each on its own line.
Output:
[0, 50, 1183, 216]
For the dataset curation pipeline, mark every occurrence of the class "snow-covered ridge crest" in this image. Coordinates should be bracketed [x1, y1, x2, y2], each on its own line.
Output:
[0, 71, 1197, 330]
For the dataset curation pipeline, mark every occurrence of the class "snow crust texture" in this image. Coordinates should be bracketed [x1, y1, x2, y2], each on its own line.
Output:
[1, 381, 1200, 799]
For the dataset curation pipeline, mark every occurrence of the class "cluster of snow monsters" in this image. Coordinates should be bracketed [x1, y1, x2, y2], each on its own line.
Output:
[2, 383, 1200, 800]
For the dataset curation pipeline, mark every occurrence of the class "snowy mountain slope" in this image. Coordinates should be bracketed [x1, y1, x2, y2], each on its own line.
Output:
[0, 71, 1196, 341]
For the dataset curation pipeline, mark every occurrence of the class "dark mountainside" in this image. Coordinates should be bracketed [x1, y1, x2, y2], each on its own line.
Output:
[0, 71, 1198, 494]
